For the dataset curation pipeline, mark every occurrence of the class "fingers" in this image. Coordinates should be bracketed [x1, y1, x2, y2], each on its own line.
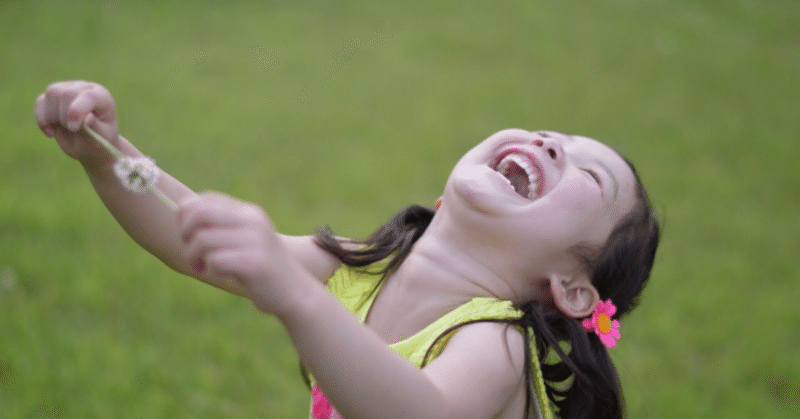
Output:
[202, 248, 258, 285]
[184, 227, 261, 277]
[177, 193, 303, 315]
[69, 87, 116, 131]
[35, 81, 115, 135]
[178, 192, 275, 278]
[178, 192, 268, 243]
[34, 86, 67, 136]
[44, 81, 85, 131]
[34, 93, 54, 137]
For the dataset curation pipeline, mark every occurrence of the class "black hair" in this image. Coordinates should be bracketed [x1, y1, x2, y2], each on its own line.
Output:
[313, 156, 660, 419]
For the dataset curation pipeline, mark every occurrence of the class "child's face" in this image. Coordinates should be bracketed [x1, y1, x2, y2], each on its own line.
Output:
[442, 129, 637, 275]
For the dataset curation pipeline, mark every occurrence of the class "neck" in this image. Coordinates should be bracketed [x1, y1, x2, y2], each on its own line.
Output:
[390, 214, 522, 307]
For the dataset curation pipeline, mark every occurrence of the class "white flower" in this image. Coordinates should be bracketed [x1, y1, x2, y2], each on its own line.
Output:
[113, 156, 161, 193]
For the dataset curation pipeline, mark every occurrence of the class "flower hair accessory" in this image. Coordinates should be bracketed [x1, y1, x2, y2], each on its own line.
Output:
[582, 299, 621, 348]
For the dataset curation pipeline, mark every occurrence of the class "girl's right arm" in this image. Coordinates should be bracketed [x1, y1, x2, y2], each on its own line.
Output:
[35, 81, 341, 296]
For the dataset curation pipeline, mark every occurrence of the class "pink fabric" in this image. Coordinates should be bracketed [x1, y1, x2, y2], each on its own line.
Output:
[311, 384, 343, 419]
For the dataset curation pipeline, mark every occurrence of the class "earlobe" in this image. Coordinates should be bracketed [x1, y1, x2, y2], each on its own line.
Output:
[549, 275, 600, 319]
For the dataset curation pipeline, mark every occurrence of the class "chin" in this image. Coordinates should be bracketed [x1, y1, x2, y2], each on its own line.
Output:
[448, 170, 503, 213]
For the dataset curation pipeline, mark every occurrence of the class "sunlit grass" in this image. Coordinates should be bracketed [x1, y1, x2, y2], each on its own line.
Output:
[2, 0, 798, 417]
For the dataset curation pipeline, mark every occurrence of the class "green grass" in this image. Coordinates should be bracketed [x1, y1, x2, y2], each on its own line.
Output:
[2, 0, 799, 417]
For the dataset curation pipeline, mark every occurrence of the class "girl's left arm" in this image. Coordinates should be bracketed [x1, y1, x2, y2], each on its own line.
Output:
[283, 284, 528, 419]
[180, 194, 526, 419]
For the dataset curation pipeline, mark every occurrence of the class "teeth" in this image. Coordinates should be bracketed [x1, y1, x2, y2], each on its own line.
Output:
[497, 154, 540, 199]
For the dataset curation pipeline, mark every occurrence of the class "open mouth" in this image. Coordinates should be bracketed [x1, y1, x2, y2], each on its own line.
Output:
[492, 150, 543, 200]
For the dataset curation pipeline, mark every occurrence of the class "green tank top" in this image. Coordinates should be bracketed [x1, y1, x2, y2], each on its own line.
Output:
[309, 259, 556, 419]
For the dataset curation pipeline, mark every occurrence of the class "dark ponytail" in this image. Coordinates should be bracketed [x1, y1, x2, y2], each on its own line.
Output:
[522, 304, 623, 418]
[314, 204, 434, 275]
[314, 157, 660, 419]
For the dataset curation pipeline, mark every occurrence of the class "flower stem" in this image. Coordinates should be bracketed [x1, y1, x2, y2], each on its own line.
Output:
[149, 184, 179, 212]
[82, 123, 124, 159]
[83, 123, 178, 212]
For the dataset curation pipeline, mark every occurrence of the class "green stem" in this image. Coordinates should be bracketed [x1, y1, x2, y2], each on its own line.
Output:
[82, 123, 124, 159]
[83, 123, 178, 212]
[148, 184, 179, 212]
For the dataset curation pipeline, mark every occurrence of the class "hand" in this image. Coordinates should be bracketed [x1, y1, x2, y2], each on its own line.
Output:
[34, 81, 120, 168]
[178, 192, 309, 316]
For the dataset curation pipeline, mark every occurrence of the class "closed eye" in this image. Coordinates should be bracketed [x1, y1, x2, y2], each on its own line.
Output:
[584, 169, 601, 185]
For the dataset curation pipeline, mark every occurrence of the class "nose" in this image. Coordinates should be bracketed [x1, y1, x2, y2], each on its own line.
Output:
[533, 133, 564, 162]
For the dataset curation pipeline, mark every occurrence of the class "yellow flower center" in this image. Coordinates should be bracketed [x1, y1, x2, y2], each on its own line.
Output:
[597, 314, 612, 334]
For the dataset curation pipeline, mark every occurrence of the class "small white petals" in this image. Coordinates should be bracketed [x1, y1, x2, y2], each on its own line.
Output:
[113, 156, 161, 193]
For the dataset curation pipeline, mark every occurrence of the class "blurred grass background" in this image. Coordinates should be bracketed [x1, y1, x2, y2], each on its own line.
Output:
[1, 0, 798, 417]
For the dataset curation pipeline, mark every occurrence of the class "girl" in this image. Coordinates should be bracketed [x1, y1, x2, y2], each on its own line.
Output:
[35, 81, 660, 419]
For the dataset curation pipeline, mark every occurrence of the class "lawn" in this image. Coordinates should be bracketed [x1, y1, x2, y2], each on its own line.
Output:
[1, 0, 798, 417]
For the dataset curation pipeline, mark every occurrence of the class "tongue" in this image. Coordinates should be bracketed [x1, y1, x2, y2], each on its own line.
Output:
[506, 164, 531, 198]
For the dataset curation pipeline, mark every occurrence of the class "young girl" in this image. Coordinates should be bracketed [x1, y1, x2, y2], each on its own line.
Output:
[35, 81, 659, 419]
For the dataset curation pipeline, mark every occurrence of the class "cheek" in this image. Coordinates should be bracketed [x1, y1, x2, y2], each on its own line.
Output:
[534, 182, 606, 242]
[559, 181, 598, 206]
[550, 182, 602, 219]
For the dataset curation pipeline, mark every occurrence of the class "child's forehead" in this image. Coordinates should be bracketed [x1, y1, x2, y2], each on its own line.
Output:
[569, 134, 605, 147]
[568, 136, 629, 170]
[571, 134, 596, 142]
[563, 134, 617, 154]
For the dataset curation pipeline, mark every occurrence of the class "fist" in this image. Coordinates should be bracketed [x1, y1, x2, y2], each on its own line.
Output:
[178, 192, 305, 315]
[35, 81, 120, 166]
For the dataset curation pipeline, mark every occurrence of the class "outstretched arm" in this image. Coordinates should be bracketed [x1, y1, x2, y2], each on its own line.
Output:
[35, 81, 340, 295]
[179, 193, 527, 419]
[35, 81, 205, 276]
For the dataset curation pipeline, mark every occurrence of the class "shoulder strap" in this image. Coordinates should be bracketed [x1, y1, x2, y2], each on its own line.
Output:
[390, 297, 556, 419]
[326, 259, 391, 321]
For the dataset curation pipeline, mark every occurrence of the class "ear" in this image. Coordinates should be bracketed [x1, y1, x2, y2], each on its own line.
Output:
[548, 274, 600, 319]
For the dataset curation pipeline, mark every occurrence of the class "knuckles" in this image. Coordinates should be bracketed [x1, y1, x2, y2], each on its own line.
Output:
[241, 203, 272, 227]
[175, 197, 294, 314]
[41, 81, 113, 129]
[178, 194, 279, 273]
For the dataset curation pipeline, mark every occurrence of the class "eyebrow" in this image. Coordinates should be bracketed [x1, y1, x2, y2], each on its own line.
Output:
[594, 159, 619, 202]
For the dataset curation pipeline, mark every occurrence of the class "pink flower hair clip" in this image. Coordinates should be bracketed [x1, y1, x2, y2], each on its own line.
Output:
[582, 299, 621, 348]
